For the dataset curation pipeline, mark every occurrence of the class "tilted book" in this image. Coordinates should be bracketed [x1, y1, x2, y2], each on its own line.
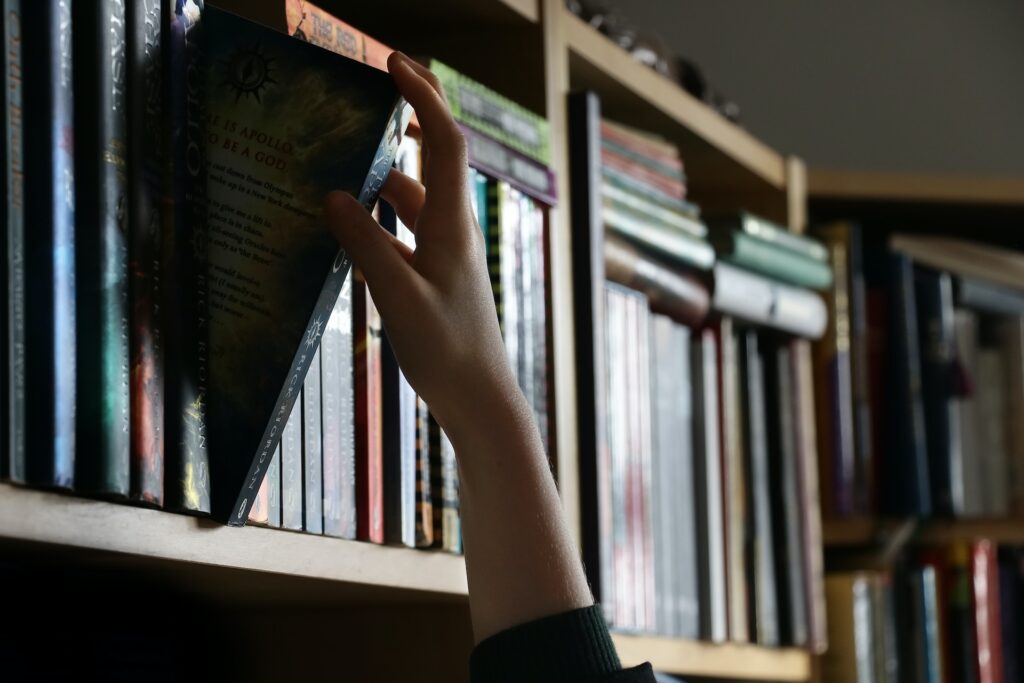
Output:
[198, 6, 409, 524]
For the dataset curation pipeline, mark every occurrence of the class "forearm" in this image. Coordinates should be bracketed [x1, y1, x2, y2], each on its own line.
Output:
[445, 374, 593, 643]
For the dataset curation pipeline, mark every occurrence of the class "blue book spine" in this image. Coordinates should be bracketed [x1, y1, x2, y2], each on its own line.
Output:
[3, 0, 26, 483]
[22, 0, 76, 488]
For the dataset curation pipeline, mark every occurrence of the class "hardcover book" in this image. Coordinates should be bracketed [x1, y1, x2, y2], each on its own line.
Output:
[355, 274, 385, 543]
[711, 262, 827, 339]
[198, 6, 409, 524]
[302, 348, 323, 533]
[73, 0, 131, 497]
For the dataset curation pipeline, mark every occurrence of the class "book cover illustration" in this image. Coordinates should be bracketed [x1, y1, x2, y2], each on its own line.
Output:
[199, 6, 409, 523]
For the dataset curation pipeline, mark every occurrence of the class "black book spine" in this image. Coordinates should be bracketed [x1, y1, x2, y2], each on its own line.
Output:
[22, 0, 76, 489]
[73, 0, 130, 497]
[2, 0, 26, 483]
[914, 267, 959, 516]
[302, 347, 323, 534]
[163, 0, 209, 513]
[126, 0, 164, 505]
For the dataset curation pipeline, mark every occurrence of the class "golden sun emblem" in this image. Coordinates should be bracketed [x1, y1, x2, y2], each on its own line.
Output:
[222, 42, 276, 103]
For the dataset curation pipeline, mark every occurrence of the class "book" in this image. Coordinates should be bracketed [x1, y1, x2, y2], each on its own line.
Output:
[955, 276, 1024, 316]
[72, 0, 132, 498]
[163, 0, 209, 514]
[972, 541, 1004, 683]
[946, 543, 977, 683]
[823, 573, 875, 683]
[429, 59, 549, 165]
[1000, 317, 1024, 517]
[709, 229, 833, 290]
[3, 0, 25, 484]
[707, 211, 827, 263]
[302, 347, 323, 534]
[604, 235, 710, 325]
[813, 228, 856, 517]
[460, 123, 556, 206]
[285, 0, 388, 67]
[414, 396, 433, 548]
[953, 309, 986, 517]
[429, 415, 461, 554]
[266, 442, 281, 527]
[977, 349, 1010, 517]
[999, 549, 1022, 683]
[602, 165, 693, 217]
[914, 268, 963, 516]
[280, 395, 302, 531]
[601, 146, 686, 200]
[355, 274, 384, 543]
[711, 262, 827, 339]
[22, 0, 76, 489]
[600, 120, 684, 175]
[915, 566, 944, 683]
[600, 182, 705, 238]
[321, 282, 356, 538]
[691, 329, 727, 642]
[197, 6, 409, 524]
[127, 0, 165, 506]
[891, 234, 1024, 292]
[603, 205, 715, 272]
[0, 5, 5, 481]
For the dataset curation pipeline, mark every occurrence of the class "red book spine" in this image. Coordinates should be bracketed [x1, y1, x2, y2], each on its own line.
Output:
[599, 122, 684, 174]
[601, 148, 686, 200]
[355, 274, 384, 543]
[973, 540, 1004, 683]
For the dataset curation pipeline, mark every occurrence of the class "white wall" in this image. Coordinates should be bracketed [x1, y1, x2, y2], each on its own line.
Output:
[624, 0, 1024, 176]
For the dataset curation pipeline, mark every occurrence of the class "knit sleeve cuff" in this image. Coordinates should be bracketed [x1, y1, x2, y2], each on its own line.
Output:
[469, 604, 622, 683]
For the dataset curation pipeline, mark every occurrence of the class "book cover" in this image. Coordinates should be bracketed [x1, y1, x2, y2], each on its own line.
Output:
[710, 230, 833, 290]
[72, 0, 131, 497]
[414, 396, 433, 548]
[198, 6, 409, 524]
[460, 123, 556, 206]
[914, 268, 963, 516]
[127, 0, 165, 505]
[280, 395, 302, 531]
[691, 329, 727, 642]
[285, 0, 390, 71]
[302, 347, 323, 533]
[812, 226, 856, 517]
[3, 0, 25, 484]
[163, 0, 209, 514]
[320, 279, 356, 538]
[355, 274, 384, 543]
[22, 0, 76, 489]
[711, 262, 827, 339]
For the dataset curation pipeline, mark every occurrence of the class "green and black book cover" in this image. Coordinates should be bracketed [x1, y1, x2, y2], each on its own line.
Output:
[200, 6, 409, 524]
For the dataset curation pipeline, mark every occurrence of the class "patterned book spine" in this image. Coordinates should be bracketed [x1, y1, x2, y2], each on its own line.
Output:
[302, 347, 323, 534]
[22, 0, 76, 489]
[355, 274, 384, 543]
[280, 393, 302, 530]
[163, 0, 209, 513]
[414, 396, 433, 548]
[127, 0, 164, 505]
[73, 0, 131, 497]
[3, 0, 25, 483]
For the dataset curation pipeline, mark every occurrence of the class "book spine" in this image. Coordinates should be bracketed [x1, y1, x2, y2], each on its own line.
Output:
[72, 0, 130, 497]
[954, 309, 985, 517]
[246, 468, 269, 525]
[601, 182, 706, 237]
[22, 0, 76, 489]
[321, 281, 356, 538]
[978, 350, 1010, 516]
[3, 0, 25, 483]
[414, 396, 433, 548]
[691, 329, 727, 642]
[266, 442, 281, 527]
[720, 231, 833, 290]
[914, 268, 961, 516]
[127, 0, 164, 505]
[946, 543, 977, 683]
[844, 223, 873, 517]
[919, 567, 944, 683]
[712, 262, 828, 339]
[459, 123, 556, 206]
[674, 325, 698, 637]
[280, 394, 302, 530]
[600, 146, 686, 200]
[601, 165, 694, 216]
[813, 233, 856, 516]
[355, 273, 384, 543]
[636, 295, 655, 632]
[599, 121, 683, 172]
[286, 0, 364, 60]
[302, 347, 323, 534]
[163, 0, 209, 513]
[529, 198, 550, 456]
[1001, 317, 1024, 517]
[599, 137, 684, 181]
[429, 59, 549, 165]
[604, 206, 716, 271]
[738, 212, 827, 262]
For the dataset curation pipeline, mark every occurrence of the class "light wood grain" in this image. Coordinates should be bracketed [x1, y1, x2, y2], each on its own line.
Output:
[787, 156, 808, 234]
[809, 168, 1024, 205]
[562, 10, 786, 192]
[0, 484, 469, 597]
[612, 633, 812, 681]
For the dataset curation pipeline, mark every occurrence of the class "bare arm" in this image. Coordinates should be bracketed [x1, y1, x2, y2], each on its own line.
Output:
[324, 52, 592, 643]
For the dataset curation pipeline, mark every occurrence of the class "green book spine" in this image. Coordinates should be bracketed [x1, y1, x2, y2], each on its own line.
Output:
[604, 206, 715, 272]
[720, 232, 833, 289]
[429, 60, 549, 165]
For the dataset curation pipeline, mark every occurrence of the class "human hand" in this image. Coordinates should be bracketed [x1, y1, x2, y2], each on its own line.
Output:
[324, 52, 528, 439]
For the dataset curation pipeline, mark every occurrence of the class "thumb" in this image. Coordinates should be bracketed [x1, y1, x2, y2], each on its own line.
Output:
[324, 192, 413, 308]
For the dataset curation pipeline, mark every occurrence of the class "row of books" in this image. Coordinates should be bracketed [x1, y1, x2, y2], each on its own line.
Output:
[0, 2, 554, 542]
[813, 225, 1024, 520]
[597, 290, 826, 648]
[825, 541, 1024, 683]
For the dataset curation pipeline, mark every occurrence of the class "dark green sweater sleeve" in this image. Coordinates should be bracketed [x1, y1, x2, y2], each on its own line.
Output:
[469, 605, 656, 682]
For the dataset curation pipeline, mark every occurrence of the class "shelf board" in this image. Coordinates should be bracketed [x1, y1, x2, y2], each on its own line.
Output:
[612, 633, 810, 681]
[808, 168, 1024, 205]
[824, 517, 1024, 547]
[562, 9, 787, 194]
[0, 484, 468, 600]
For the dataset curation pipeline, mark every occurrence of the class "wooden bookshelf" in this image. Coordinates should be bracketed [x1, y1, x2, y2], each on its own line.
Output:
[612, 634, 812, 682]
[0, 484, 468, 602]
[808, 168, 1024, 205]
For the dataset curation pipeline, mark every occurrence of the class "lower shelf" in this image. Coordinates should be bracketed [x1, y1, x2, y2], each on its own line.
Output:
[823, 516, 1024, 547]
[611, 633, 811, 681]
[0, 483, 468, 601]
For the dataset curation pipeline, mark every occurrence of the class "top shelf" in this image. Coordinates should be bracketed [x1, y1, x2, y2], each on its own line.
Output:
[809, 168, 1024, 205]
[561, 9, 788, 194]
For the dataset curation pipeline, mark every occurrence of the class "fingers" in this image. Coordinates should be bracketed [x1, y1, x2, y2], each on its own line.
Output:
[381, 168, 426, 231]
[387, 52, 468, 200]
[324, 191, 417, 311]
